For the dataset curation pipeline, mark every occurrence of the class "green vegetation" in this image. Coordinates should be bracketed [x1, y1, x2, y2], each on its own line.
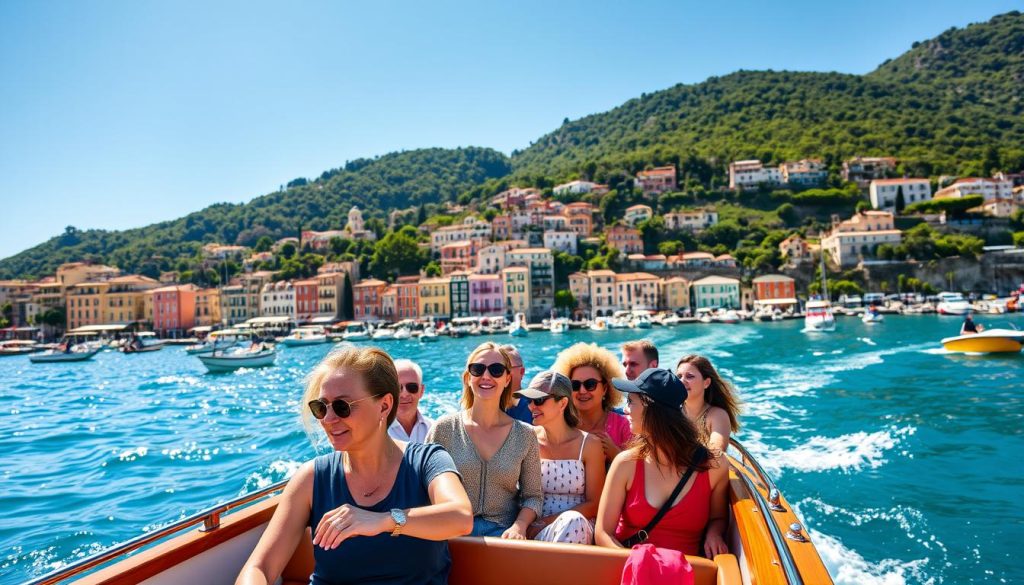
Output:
[904, 195, 984, 216]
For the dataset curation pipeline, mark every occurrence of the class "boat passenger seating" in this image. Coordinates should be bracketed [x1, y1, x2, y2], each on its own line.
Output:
[282, 530, 741, 585]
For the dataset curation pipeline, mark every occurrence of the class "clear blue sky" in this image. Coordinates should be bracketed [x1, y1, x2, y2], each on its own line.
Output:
[0, 0, 1018, 260]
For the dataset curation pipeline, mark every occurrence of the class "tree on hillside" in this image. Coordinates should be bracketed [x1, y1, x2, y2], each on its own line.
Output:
[895, 185, 906, 214]
[280, 242, 297, 260]
[424, 262, 442, 277]
[554, 290, 576, 315]
[369, 228, 425, 280]
[254, 236, 273, 253]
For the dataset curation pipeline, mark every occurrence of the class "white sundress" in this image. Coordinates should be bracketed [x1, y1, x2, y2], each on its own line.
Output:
[535, 433, 595, 544]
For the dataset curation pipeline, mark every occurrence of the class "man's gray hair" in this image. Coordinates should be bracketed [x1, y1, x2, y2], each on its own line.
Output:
[499, 344, 523, 367]
[392, 358, 423, 382]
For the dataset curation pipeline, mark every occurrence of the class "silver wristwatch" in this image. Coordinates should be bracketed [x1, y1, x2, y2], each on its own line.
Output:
[390, 508, 407, 537]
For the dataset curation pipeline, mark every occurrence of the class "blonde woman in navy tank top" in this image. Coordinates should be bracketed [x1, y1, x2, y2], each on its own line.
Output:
[236, 347, 472, 585]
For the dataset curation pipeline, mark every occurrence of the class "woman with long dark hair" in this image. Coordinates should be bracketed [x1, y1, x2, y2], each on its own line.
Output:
[675, 354, 741, 454]
[594, 369, 729, 558]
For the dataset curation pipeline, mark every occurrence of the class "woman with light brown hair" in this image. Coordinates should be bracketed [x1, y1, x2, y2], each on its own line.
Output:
[675, 354, 741, 454]
[426, 341, 543, 538]
[552, 342, 632, 463]
[236, 346, 472, 585]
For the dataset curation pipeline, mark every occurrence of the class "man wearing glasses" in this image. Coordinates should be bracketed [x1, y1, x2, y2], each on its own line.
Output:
[501, 344, 533, 424]
[388, 358, 434, 443]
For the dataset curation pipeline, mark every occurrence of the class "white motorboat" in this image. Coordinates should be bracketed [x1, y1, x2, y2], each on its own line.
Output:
[0, 340, 41, 356]
[508, 313, 528, 337]
[658, 312, 682, 325]
[937, 292, 972, 315]
[280, 327, 329, 346]
[371, 326, 397, 341]
[185, 330, 245, 355]
[198, 347, 276, 372]
[803, 299, 836, 332]
[713, 309, 741, 324]
[861, 308, 885, 324]
[549, 318, 569, 334]
[30, 346, 100, 363]
[392, 326, 412, 340]
[589, 317, 609, 331]
[340, 322, 371, 341]
[632, 313, 652, 329]
[419, 327, 439, 342]
[941, 328, 1024, 354]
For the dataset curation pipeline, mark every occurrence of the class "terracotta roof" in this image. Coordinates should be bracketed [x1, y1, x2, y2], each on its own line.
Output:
[354, 279, 388, 288]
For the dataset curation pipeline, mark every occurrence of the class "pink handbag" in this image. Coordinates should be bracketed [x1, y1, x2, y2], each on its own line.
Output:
[621, 544, 694, 585]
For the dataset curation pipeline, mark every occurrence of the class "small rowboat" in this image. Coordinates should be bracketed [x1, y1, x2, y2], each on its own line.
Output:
[941, 328, 1024, 354]
[23, 439, 832, 585]
[29, 347, 101, 363]
[197, 348, 276, 372]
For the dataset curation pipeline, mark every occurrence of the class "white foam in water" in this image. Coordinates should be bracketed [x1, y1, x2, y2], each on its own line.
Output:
[812, 528, 934, 585]
[859, 337, 877, 346]
[748, 426, 915, 476]
[243, 458, 302, 491]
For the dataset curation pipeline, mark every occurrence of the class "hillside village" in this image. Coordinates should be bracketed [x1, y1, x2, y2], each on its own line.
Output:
[2, 155, 1023, 337]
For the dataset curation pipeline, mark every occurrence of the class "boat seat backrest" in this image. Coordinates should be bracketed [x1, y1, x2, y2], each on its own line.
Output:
[281, 534, 721, 585]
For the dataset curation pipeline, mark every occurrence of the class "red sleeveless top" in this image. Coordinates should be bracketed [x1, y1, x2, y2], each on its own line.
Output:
[614, 458, 711, 556]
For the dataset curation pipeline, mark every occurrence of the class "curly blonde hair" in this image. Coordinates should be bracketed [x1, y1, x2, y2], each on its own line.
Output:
[551, 342, 624, 411]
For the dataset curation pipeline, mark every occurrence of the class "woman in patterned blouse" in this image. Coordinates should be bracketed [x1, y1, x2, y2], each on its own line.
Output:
[427, 342, 543, 538]
[517, 370, 606, 544]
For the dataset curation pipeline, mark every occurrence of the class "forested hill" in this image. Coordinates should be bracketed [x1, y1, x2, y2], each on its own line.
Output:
[510, 11, 1023, 182]
[0, 148, 510, 279]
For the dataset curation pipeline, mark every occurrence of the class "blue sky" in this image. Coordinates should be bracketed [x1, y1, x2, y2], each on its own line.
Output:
[0, 0, 1019, 260]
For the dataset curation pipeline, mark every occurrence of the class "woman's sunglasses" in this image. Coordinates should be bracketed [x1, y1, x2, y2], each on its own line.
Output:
[308, 393, 384, 420]
[527, 395, 559, 407]
[571, 378, 601, 392]
[467, 362, 508, 378]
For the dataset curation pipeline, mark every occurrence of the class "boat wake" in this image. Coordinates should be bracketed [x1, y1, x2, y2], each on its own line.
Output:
[741, 425, 915, 477]
[810, 527, 935, 585]
[242, 458, 302, 492]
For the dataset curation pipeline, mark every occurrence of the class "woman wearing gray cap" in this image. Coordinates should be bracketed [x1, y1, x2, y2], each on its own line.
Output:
[516, 371, 606, 544]
[595, 368, 730, 558]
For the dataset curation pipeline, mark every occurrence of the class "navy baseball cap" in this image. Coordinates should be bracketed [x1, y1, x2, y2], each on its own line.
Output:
[611, 368, 686, 409]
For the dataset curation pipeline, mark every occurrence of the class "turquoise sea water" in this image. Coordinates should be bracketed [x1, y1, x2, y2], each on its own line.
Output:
[1, 315, 1022, 585]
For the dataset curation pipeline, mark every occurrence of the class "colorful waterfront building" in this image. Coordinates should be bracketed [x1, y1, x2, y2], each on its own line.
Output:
[66, 281, 110, 330]
[260, 281, 295, 319]
[586, 270, 617, 318]
[418, 276, 451, 320]
[293, 279, 320, 323]
[448, 271, 471, 318]
[568, 272, 590, 317]
[606, 225, 643, 255]
[468, 273, 503, 316]
[316, 272, 348, 321]
[752, 275, 797, 311]
[502, 266, 530, 320]
[105, 275, 161, 325]
[506, 248, 554, 321]
[381, 286, 397, 321]
[353, 278, 388, 322]
[691, 276, 741, 310]
[150, 284, 198, 338]
[194, 288, 222, 327]
[661, 277, 690, 313]
[393, 276, 420, 320]
[615, 272, 661, 312]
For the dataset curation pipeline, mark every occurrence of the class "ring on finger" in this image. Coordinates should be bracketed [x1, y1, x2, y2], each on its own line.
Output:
[331, 518, 343, 530]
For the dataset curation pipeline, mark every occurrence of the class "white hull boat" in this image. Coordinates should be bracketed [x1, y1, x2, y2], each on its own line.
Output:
[803, 300, 836, 332]
[198, 349, 276, 372]
[30, 347, 100, 363]
[549, 318, 569, 334]
[861, 311, 885, 324]
[937, 292, 972, 316]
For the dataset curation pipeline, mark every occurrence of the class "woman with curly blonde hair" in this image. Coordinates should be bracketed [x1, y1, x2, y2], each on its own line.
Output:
[552, 343, 632, 463]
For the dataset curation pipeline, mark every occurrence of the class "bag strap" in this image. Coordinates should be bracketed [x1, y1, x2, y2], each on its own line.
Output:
[622, 447, 708, 548]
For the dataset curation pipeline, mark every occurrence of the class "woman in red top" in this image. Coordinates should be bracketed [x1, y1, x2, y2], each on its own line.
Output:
[594, 368, 730, 558]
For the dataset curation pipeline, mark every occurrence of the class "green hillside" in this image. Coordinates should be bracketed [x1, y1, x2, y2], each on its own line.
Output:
[511, 11, 1023, 183]
[0, 147, 510, 279]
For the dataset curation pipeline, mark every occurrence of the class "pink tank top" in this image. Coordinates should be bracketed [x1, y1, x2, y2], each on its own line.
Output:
[614, 458, 711, 556]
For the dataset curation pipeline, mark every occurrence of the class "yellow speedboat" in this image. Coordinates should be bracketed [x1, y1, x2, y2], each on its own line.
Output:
[941, 329, 1024, 354]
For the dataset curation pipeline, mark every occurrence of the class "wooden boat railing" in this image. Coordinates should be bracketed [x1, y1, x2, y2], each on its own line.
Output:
[24, 479, 290, 585]
[728, 438, 806, 585]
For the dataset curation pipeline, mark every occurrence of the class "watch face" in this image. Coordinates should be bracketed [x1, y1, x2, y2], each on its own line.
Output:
[391, 508, 407, 525]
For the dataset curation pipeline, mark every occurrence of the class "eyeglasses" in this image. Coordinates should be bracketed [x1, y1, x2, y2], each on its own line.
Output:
[308, 393, 385, 420]
[571, 378, 601, 392]
[468, 362, 508, 378]
[401, 383, 421, 394]
[528, 395, 557, 407]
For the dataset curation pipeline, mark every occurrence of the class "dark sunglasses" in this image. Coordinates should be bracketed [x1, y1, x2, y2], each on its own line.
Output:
[308, 393, 384, 420]
[571, 378, 601, 392]
[468, 362, 508, 378]
[528, 395, 559, 407]
[401, 383, 421, 394]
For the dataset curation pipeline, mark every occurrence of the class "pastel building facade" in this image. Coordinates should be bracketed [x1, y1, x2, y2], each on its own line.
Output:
[821, 211, 902, 267]
[869, 178, 932, 211]
[691, 276, 741, 310]
[353, 279, 388, 322]
[469, 273, 503, 316]
[151, 284, 198, 337]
